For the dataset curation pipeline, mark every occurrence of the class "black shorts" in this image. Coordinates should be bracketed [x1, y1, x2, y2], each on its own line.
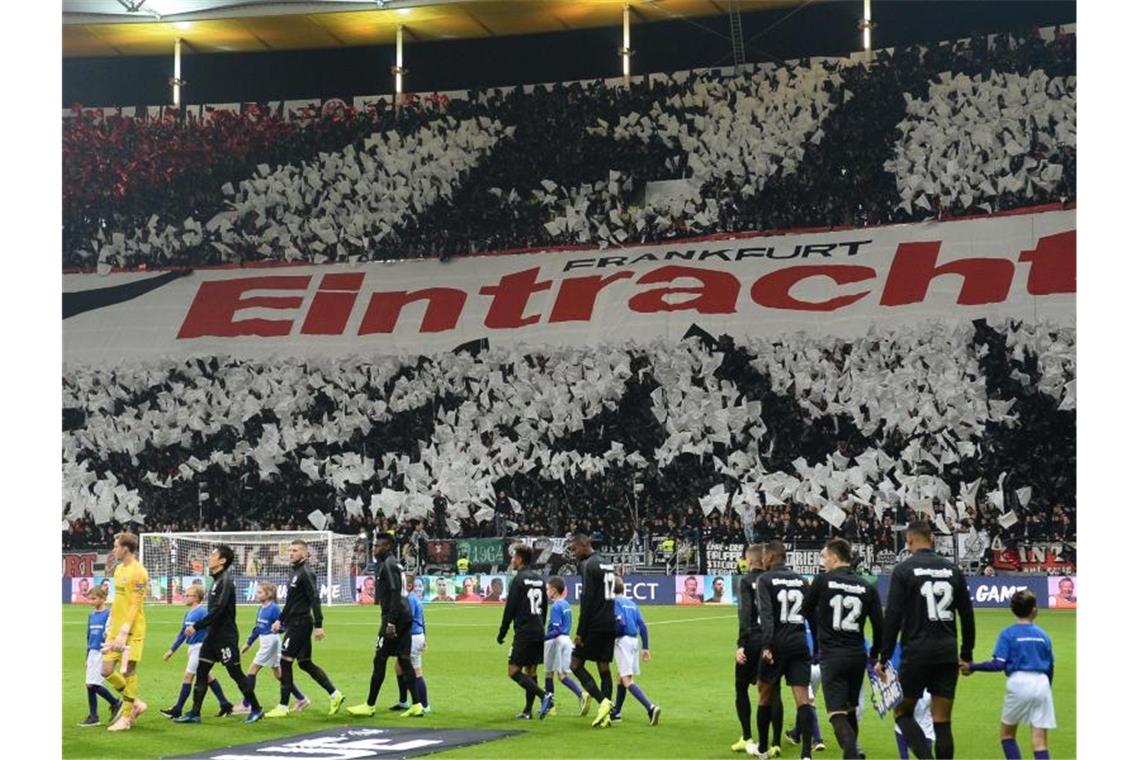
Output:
[200, 636, 240, 667]
[572, 631, 616, 663]
[759, 650, 811, 687]
[899, 660, 959, 700]
[736, 640, 765, 686]
[820, 658, 866, 713]
[281, 624, 313, 661]
[509, 639, 543, 667]
[376, 623, 412, 657]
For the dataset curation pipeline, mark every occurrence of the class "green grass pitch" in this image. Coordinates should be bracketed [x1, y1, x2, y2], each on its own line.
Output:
[62, 604, 1075, 759]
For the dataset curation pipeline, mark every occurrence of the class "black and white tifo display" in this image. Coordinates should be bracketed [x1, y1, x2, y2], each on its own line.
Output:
[62, 209, 1074, 538]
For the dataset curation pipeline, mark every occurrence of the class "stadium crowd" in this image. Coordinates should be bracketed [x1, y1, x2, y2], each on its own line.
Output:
[63, 318, 1075, 560]
[63, 27, 1074, 271]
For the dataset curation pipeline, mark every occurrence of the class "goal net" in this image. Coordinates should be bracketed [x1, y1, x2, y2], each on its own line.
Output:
[139, 531, 368, 605]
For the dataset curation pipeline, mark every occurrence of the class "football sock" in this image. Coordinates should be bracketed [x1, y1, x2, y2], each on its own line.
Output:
[415, 676, 429, 708]
[797, 704, 814, 757]
[398, 678, 409, 704]
[105, 670, 127, 695]
[94, 684, 117, 706]
[510, 671, 547, 702]
[933, 721, 954, 759]
[896, 715, 933, 760]
[86, 686, 99, 717]
[599, 669, 614, 702]
[629, 684, 653, 713]
[771, 695, 784, 745]
[1001, 738, 1022, 759]
[298, 659, 337, 694]
[190, 662, 212, 715]
[811, 706, 823, 742]
[291, 684, 306, 701]
[545, 676, 554, 695]
[734, 679, 752, 740]
[847, 708, 859, 743]
[829, 713, 859, 759]
[279, 660, 295, 706]
[571, 665, 605, 702]
[124, 672, 139, 703]
[367, 652, 389, 706]
[243, 672, 257, 706]
[208, 677, 229, 704]
[225, 662, 259, 711]
[895, 730, 911, 759]
[1032, 751, 1049, 759]
[561, 676, 583, 697]
[614, 684, 627, 714]
[173, 682, 193, 712]
[757, 704, 772, 751]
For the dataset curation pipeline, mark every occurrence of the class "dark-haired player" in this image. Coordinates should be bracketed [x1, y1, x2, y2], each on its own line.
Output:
[173, 545, 264, 724]
[732, 544, 768, 756]
[802, 537, 883, 759]
[965, 590, 1055, 759]
[876, 521, 975, 759]
[349, 533, 415, 717]
[569, 533, 618, 727]
[497, 544, 552, 719]
[756, 541, 816, 758]
[265, 539, 343, 718]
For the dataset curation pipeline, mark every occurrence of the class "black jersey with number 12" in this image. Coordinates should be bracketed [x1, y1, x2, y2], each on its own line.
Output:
[577, 552, 616, 636]
[500, 569, 548, 642]
[802, 566, 883, 661]
[880, 548, 975, 665]
[757, 563, 810, 657]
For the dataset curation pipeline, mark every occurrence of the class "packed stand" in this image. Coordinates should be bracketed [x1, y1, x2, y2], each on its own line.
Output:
[63, 27, 1074, 271]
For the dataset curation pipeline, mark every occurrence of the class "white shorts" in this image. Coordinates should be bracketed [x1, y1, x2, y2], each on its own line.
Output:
[808, 663, 821, 700]
[185, 643, 203, 675]
[544, 636, 572, 674]
[1002, 671, 1056, 729]
[615, 635, 641, 678]
[410, 633, 426, 670]
[253, 634, 281, 668]
[86, 649, 105, 685]
[893, 690, 935, 740]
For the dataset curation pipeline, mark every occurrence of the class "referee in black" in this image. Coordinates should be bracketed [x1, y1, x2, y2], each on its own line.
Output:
[876, 521, 975, 759]
[802, 537, 883, 759]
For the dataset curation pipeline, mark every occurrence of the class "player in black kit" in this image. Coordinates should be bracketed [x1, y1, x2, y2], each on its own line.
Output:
[569, 533, 618, 728]
[264, 539, 342, 718]
[731, 544, 770, 755]
[755, 541, 816, 759]
[497, 544, 553, 720]
[802, 537, 883, 759]
[876, 521, 976, 759]
[173, 545, 263, 724]
[349, 533, 415, 717]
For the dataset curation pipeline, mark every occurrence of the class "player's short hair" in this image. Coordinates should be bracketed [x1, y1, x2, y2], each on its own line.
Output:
[186, 584, 205, 601]
[375, 532, 394, 545]
[88, 585, 108, 600]
[571, 532, 592, 547]
[215, 544, 235, 569]
[290, 539, 308, 549]
[1010, 589, 1037, 618]
[763, 541, 786, 560]
[825, 537, 853, 563]
[114, 531, 139, 554]
[547, 576, 565, 594]
[613, 576, 625, 594]
[905, 521, 934, 541]
[258, 581, 277, 601]
[512, 544, 534, 566]
[745, 543, 765, 561]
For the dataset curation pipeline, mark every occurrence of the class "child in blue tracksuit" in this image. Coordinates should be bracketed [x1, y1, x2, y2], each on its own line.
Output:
[611, 578, 661, 726]
[235, 582, 307, 715]
[78, 586, 122, 727]
[159, 584, 233, 719]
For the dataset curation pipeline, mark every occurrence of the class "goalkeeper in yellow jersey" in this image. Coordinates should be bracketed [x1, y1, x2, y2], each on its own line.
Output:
[101, 531, 150, 731]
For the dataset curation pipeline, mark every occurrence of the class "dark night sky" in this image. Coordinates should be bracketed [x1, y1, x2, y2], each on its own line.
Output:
[62, 1, 1075, 108]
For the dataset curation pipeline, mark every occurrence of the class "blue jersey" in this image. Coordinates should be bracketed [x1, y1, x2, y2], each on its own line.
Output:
[171, 605, 209, 651]
[992, 623, 1054, 677]
[409, 593, 426, 635]
[805, 620, 814, 654]
[247, 602, 282, 645]
[614, 596, 649, 648]
[87, 608, 111, 651]
[546, 598, 573, 641]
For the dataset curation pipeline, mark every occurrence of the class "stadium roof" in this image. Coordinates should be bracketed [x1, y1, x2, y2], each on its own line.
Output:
[62, 0, 795, 57]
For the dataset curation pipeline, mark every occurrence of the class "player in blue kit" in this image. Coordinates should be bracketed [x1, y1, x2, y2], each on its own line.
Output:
[394, 572, 430, 717]
[78, 585, 123, 727]
[233, 582, 308, 715]
[159, 584, 234, 719]
[543, 576, 587, 716]
[610, 577, 661, 726]
[964, 590, 1055, 760]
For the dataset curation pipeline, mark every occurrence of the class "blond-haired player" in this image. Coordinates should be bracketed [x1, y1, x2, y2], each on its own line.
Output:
[101, 531, 149, 731]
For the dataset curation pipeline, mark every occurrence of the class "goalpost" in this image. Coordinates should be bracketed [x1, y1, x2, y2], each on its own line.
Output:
[139, 531, 366, 606]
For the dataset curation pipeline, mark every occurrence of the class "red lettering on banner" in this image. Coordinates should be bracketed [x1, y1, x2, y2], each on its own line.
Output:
[62, 552, 96, 577]
[548, 271, 634, 322]
[880, 241, 1014, 306]
[358, 288, 467, 334]
[628, 265, 739, 314]
[301, 272, 365, 335]
[1019, 230, 1076, 295]
[750, 265, 875, 311]
[480, 268, 553, 328]
[177, 275, 310, 338]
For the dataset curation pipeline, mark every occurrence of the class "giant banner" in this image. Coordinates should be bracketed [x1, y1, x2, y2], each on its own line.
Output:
[63, 210, 1074, 364]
